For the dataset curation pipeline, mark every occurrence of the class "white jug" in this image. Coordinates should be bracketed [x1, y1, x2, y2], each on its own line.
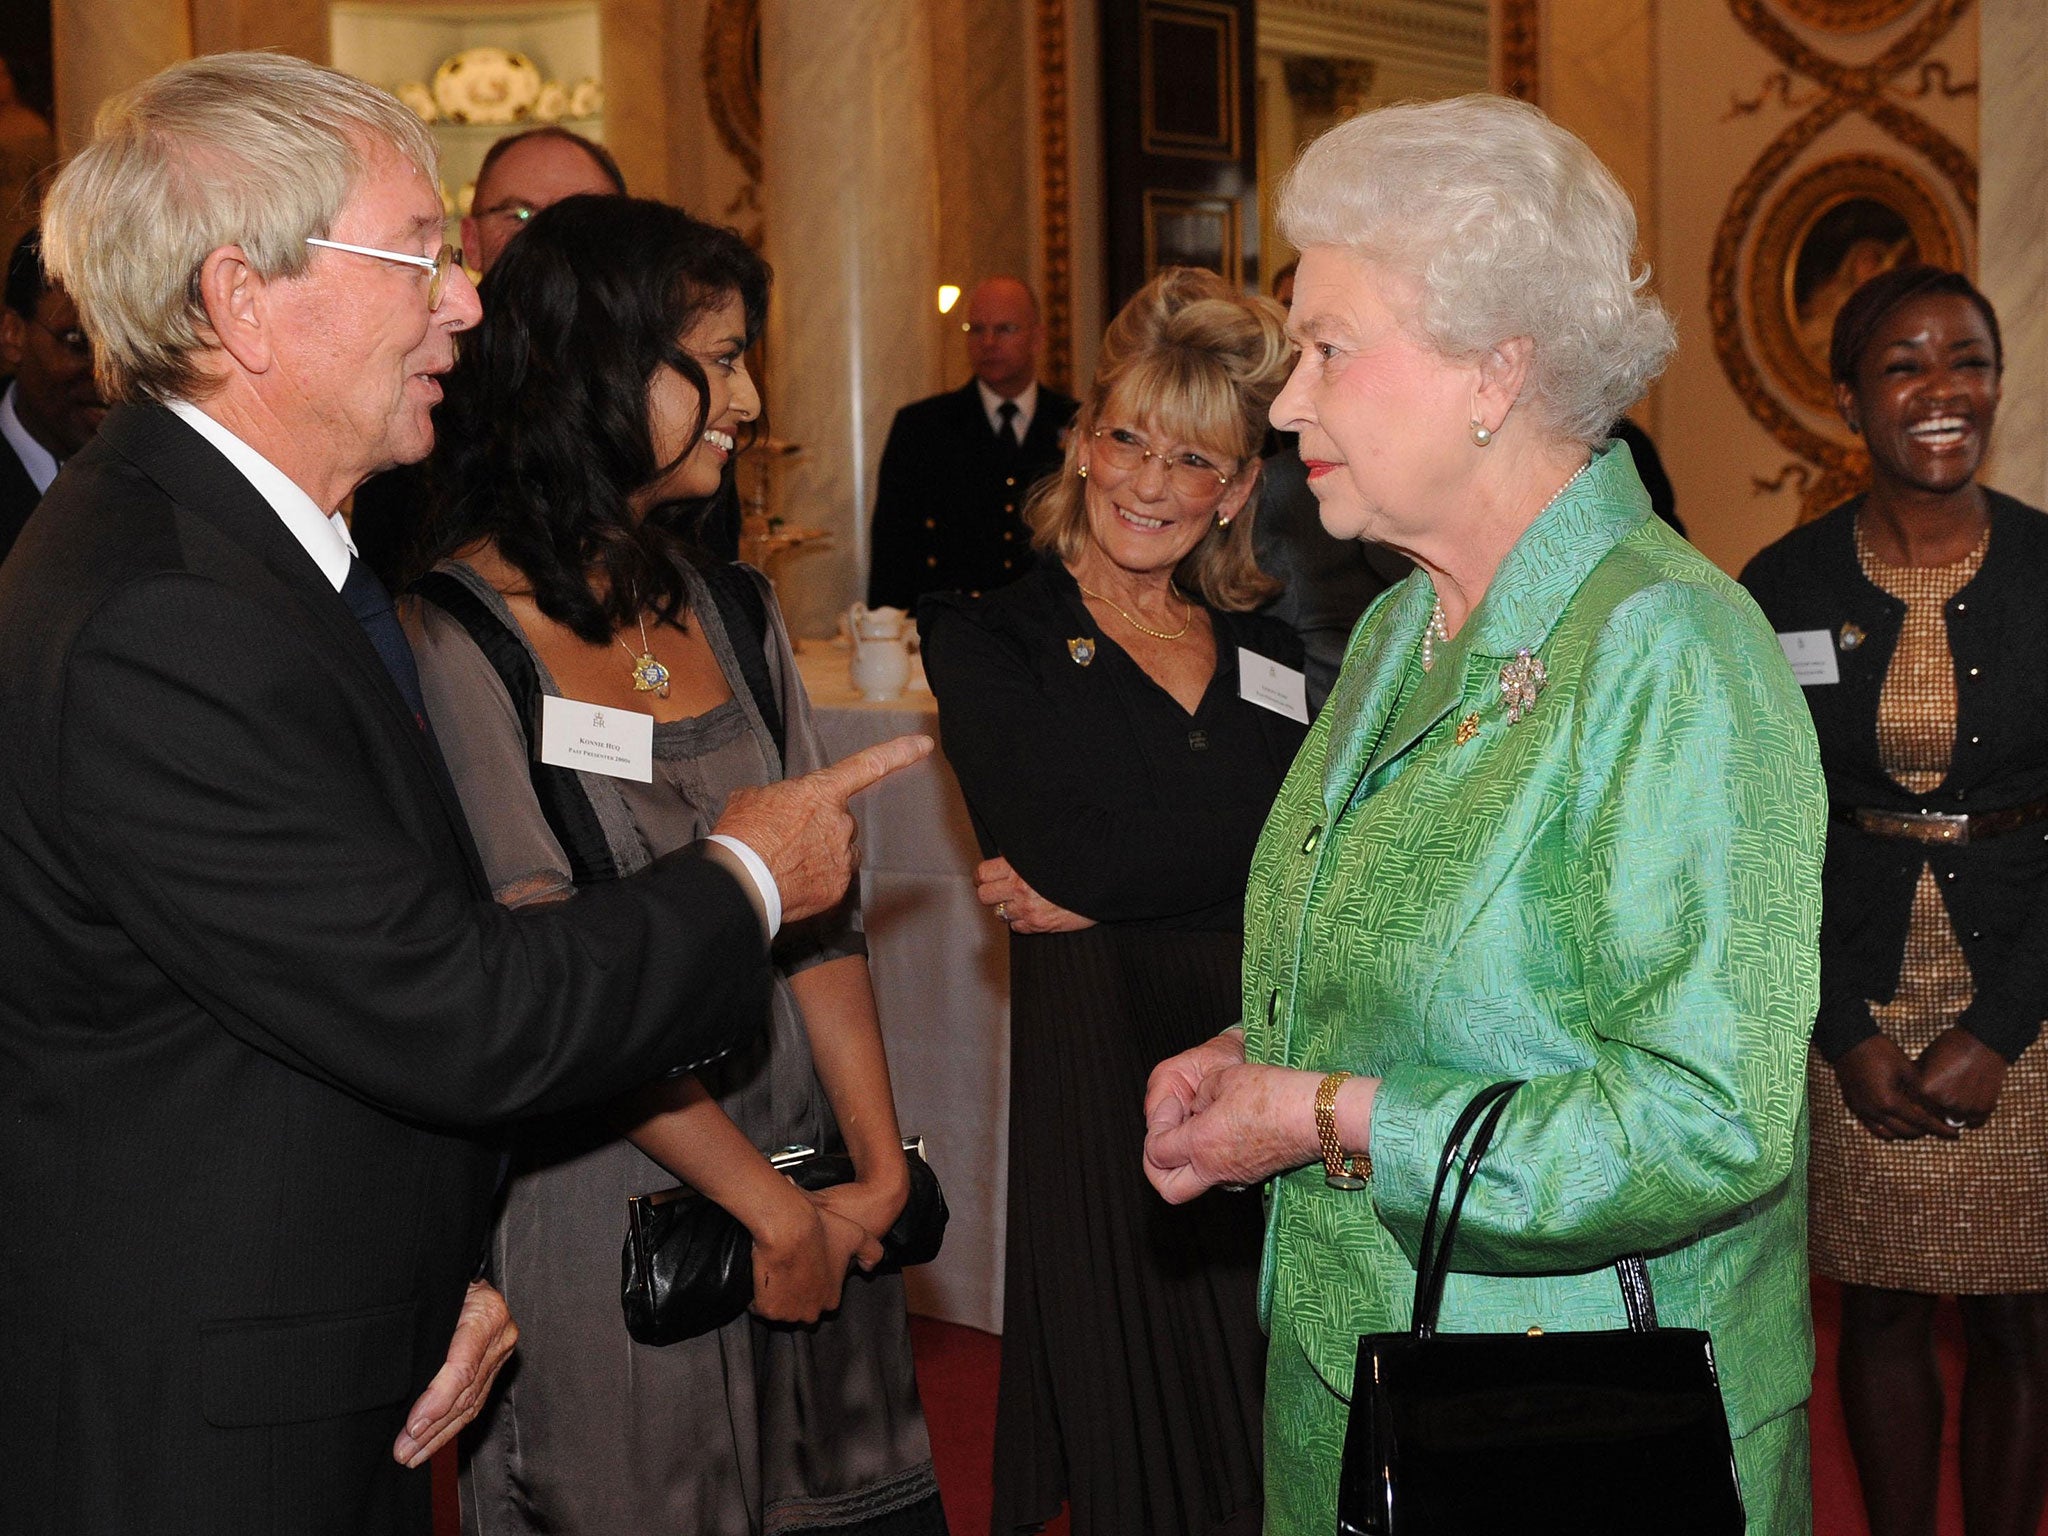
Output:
[847, 603, 912, 701]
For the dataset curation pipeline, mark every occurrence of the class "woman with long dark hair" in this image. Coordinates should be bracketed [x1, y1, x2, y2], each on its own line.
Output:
[404, 195, 946, 1536]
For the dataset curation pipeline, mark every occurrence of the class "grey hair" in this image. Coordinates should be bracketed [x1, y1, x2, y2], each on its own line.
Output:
[42, 51, 439, 405]
[1279, 94, 1674, 445]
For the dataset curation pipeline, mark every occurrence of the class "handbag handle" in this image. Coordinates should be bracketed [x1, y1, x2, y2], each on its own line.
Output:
[1408, 1079, 1658, 1338]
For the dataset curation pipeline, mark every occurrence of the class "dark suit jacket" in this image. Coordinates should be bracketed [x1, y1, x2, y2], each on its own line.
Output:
[0, 404, 773, 1534]
[0, 428, 39, 565]
[866, 380, 1078, 608]
[1742, 490, 2048, 1064]
[1252, 438, 1404, 711]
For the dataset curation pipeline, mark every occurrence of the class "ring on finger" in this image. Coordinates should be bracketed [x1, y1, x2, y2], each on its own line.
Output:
[995, 900, 1011, 924]
[1943, 1114, 1968, 1129]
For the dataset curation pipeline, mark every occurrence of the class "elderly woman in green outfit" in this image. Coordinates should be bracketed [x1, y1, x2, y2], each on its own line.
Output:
[1143, 95, 1827, 1534]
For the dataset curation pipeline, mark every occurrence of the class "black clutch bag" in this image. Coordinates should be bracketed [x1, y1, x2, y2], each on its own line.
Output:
[1337, 1080, 1747, 1536]
[621, 1134, 948, 1346]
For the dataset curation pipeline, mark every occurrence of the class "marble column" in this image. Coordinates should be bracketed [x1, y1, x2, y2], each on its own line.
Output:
[1979, 0, 2048, 509]
[52, 0, 192, 154]
[760, 0, 943, 638]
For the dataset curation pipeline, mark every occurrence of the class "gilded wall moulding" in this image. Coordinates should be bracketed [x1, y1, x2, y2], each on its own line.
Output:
[703, 0, 763, 184]
[1710, 0, 1977, 518]
[1773, 0, 1920, 32]
[1495, 0, 1540, 102]
[1038, 0, 1075, 393]
[1746, 153, 1964, 413]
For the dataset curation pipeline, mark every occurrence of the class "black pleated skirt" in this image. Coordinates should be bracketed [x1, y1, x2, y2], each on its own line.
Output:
[992, 925, 1266, 1536]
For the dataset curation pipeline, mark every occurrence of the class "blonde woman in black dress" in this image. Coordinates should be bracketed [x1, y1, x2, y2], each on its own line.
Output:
[921, 268, 1305, 1536]
[1743, 266, 2048, 1536]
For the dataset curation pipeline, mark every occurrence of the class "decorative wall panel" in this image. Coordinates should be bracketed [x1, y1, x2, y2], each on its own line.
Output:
[1709, 0, 1978, 516]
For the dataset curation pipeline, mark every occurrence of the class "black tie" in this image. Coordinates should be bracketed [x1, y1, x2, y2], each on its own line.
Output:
[339, 553, 432, 732]
[997, 399, 1020, 454]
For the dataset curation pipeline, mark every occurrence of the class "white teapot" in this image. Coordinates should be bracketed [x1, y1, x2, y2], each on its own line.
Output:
[847, 603, 912, 701]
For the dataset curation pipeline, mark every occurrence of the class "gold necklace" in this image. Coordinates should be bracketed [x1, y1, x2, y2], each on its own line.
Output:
[1076, 580, 1193, 641]
[617, 614, 672, 698]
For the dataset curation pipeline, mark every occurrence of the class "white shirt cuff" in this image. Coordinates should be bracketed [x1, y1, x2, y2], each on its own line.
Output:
[706, 834, 782, 941]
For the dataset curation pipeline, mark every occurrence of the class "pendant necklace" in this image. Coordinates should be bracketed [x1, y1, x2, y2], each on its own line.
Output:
[618, 614, 672, 698]
[1077, 580, 1193, 641]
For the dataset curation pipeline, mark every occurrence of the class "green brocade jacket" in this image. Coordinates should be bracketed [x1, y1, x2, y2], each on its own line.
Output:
[1243, 444, 1826, 1442]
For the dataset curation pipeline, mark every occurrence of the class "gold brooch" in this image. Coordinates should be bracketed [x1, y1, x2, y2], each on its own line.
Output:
[1838, 622, 1865, 652]
[1455, 712, 1481, 745]
[1068, 636, 1096, 666]
[1499, 648, 1546, 724]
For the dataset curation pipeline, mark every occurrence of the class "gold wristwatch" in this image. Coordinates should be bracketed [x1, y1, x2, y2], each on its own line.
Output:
[1316, 1070, 1372, 1190]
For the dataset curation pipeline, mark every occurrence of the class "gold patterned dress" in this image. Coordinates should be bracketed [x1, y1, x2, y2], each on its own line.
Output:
[1808, 521, 2048, 1293]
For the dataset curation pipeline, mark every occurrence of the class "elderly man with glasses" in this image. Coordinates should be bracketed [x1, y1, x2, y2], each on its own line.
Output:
[0, 52, 924, 1536]
[351, 124, 624, 586]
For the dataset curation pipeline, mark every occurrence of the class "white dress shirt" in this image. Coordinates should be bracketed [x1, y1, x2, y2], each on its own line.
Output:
[0, 381, 61, 495]
[165, 399, 357, 591]
[162, 399, 782, 935]
[977, 378, 1038, 442]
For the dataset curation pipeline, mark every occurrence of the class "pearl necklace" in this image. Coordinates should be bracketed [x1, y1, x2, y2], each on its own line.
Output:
[1077, 580, 1194, 641]
[1420, 458, 1592, 672]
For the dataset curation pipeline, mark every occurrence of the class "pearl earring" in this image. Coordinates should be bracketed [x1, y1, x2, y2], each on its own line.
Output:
[1469, 420, 1493, 447]
[1078, 464, 1089, 478]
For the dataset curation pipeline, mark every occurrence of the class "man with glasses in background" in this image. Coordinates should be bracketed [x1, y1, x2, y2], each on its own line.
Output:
[350, 124, 624, 585]
[866, 275, 1078, 608]
[0, 229, 105, 563]
[0, 53, 923, 1535]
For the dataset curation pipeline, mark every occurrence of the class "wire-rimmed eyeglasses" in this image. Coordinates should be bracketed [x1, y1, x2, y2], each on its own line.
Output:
[1090, 425, 1237, 500]
[304, 238, 465, 311]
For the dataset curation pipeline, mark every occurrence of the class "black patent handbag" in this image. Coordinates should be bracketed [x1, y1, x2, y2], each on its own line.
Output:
[1336, 1081, 1747, 1536]
[621, 1135, 948, 1346]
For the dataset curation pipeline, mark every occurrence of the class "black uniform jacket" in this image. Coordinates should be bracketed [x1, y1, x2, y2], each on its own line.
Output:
[0, 404, 771, 1534]
[866, 380, 1078, 609]
[1742, 490, 2048, 1063]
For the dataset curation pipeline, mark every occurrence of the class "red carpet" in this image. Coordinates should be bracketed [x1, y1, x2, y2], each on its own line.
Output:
[433, 1284, 2041, 1535]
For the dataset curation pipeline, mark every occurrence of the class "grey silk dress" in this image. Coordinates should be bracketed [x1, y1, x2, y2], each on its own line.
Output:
[406, 561, 945, 1536]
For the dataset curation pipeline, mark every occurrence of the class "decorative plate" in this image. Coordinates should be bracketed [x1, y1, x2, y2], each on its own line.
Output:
[431, 47, 544, 126]
[396, 81, 438, 124]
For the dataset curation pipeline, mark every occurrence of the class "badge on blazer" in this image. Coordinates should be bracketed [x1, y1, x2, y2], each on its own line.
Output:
[1838, 622, 1865, 652]
[1068, 637, 1096, 666]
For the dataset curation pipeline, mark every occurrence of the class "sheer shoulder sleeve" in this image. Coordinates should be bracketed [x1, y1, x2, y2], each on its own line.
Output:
[404, 600, 575, 909]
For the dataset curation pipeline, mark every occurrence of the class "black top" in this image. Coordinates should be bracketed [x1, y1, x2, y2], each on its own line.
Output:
[0, 429, 40, 567]
[867, 381, 1078, 609]
[1741, 490, 2048, 1062]
[919, 561, 1308, 931]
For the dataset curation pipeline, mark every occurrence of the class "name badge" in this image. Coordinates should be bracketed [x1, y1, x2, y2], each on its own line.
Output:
[539, 695, 654, 782]
[1239, 650, 1310, 723]
[1777, 629, 1840, 687]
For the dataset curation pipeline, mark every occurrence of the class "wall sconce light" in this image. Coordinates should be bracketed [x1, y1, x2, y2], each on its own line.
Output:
[937, 284, 962, 315]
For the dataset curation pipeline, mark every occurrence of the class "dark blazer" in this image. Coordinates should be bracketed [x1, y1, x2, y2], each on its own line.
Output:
[0, 404, 773, 1535]
[1253, 438, 1403, 711]
[0, 426, 39, 565]
[866, 380, 1078, 608]
[1741, 490, 2048, 1064]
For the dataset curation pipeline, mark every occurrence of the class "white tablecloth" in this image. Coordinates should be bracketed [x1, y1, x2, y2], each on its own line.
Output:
[794, 645, 1009, 1335]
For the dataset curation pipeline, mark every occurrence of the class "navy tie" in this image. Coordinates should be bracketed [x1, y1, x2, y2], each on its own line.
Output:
[339, 553, 432, 734]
